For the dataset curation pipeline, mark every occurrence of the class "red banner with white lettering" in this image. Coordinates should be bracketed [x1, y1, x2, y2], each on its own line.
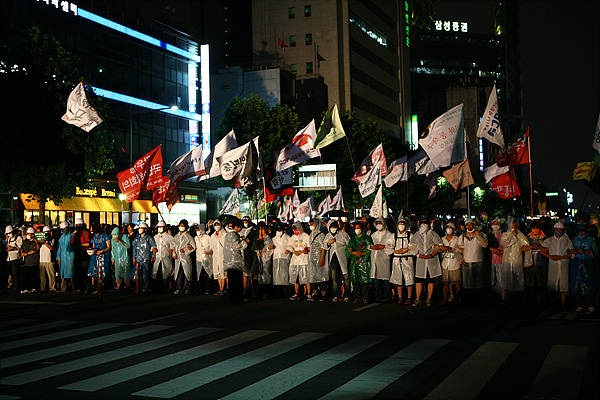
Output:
[152, 176, 171, 205]
[117, 145, 163, 203]
[496, 127, 530, 167]
[491, 169, 521, 199]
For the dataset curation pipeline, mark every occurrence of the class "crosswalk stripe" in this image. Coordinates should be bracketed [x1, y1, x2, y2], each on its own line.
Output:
[0, 323, 123, 352]
[134, 332, 329, 399]
[59, 329, 275, 392]
[0, 319, 34, 328]
[1, 327, 223, 386]
[528, 344, 588, 399]
[0, 325, 169, 369]
[424, 341, 518, 400]
[1, 321, 80, 339]
[219, 334, 388, 400]
[319, 338, 451, 400]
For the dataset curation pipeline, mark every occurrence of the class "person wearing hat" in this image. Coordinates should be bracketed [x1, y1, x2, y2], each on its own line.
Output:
[391, 217, 416, 305]
[323, 220, 351, 302]
[4, 225, 23, 293]
[410, 218, 442, 306]
[288, 221, 311, 300]
[370, 217, 395, 303]
[56, 221, 75, 292]
[541, 221, 574, 311]
[272, 222, 292, 298]
[499, 218, 528, 304]
[569, 224, 598, 312]
[70, 218, 91, 293]
[152, 221, 175, 292]
[87, 223, 111, 292]
[210, 220, 227, 295]
[132, 222, 157, 292]
[194, 224, 213, 294]
[522, 220, 549, 306]
[347, 221, 374, 303]
[459, 218, 489, 294]
[172, 220, 195, 295]
[110, 225, 131, 292]
[20, 227, 40, 293]
[39, 226, 57, 292]
[437, 222, 463, 305]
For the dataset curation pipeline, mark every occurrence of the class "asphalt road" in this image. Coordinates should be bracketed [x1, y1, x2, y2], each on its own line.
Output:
[1, 290, 598, 400]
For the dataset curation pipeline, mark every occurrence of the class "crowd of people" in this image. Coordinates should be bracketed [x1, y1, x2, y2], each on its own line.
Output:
[2, 214, 599, 312]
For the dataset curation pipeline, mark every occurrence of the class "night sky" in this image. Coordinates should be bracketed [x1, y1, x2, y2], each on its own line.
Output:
[435, 0, 600, 213]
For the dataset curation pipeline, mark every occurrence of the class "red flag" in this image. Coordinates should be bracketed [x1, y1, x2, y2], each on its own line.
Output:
[117, 145, 163, 203]
[263, 184, 293, 203]
[352, 144, 388, 183]
[491, 169, 521, 199]
[277, 38, 288, 48]
[152, 176, 171, 204]
[496, 127, 530, 167]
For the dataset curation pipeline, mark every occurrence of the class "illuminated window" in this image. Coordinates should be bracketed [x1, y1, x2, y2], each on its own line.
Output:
[304, 5, 312, 17]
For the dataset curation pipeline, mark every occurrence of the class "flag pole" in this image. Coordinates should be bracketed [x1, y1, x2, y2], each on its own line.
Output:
[527, 129, 533, 218]
[464, 127, 471, 218]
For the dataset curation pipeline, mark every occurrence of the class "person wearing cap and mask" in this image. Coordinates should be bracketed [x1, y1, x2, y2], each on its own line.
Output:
[347, 221, 374, 303]
[56, 221, 75, 292]
[436, 222, 463, 305]
[540, 221, 574, 311]
[369, 217, 395, 303]
[272, 222, 292, 298]
[323, 220, 351, 302]
[288, 221, 311, 300]
[70, 218, 91, 293]
[210, 220, 227, 295]
[20, 227, 40, 294]
[4, 225, 23, 293]
[308, 217, 327, 300]
[39, 226, 56, 292]
[132, 222, 158, 293]
[459, 218, 489, 294]
[110, 226, 131, 292]
[488, 218, 506, 302]
[152, 221, 175, 291]
[391, 218, 417, 304]
[87, 224, 111, 292]
[499, 218, 528, 304]
[172, 220, 196, 295]
[194, 224, 213, 294]
[410, 218, 442, 306]
[522, 220, 549, 306]
[569, 224, 598, 312]
[223, 219, 248, 301]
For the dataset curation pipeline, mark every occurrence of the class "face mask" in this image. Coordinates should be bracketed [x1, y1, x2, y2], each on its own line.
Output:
[398, 224, 406, 231]
[138, 229, 145, 234]
[276, 231, 284, 237]
[243, 222, 249, 228]
[446, 228, 454, 235]
[179, 226, 186, 232]
[492, 225, 500, 231]
[197, 230, 203, 236]
[157, 227, 164, 233]
[330, 228, 338, 235]
[355, 229, 362, 236]
[26, 234, 32, 240]
[112, 235, 118, 239]
[375, 224, 383, 231]
[214, 225, 221, 231]
[293, 229, 300, 236]
[225, 227, 232, 233]
[7, 232, 13, 237]
[554, 230, 564, 238]
[309, 225, 315, 231]
[419, 225, 429, 233]
[467, 228, 475, 233]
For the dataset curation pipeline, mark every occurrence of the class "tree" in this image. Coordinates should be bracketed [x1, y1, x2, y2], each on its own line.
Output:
[0, 27, 113, 225]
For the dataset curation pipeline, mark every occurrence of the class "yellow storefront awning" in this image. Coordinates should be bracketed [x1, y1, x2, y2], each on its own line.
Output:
[21, 194, 158, 213]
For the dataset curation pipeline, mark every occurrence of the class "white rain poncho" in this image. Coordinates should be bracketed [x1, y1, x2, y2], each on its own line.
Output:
[255, 233, 274, 285]
[173, 230, 196, 281]
[410, 228, 442, 279]
[194, 225, 213, 278]
[152, 230, 174, 279]
[461, 230, 488, 289]
[390, 222, 416, 286]
[500, 229, 529, 291]
[543, 233, 573, 292]
[210, 230, 226, 279]
[369, 217, 395, 280]
[288, 221, 311, 284]
[322, 220, 350, 275]
[308, 218, 327, 283]
[272, 230, 291, 285]
[441, 234, 463, 271]
[223, 229, 247, 271]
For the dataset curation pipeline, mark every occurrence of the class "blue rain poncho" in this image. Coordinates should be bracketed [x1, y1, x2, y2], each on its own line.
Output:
[57, 230, 75, 279]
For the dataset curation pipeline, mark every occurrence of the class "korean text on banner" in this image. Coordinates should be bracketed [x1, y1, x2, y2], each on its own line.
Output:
[61, 83, 103, 132]
[117, 145, 163, 203]
[419, 104, 465, 168]
[476, 83, 504, 148]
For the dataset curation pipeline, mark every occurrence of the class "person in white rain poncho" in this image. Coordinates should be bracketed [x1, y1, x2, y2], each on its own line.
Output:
[173, 220, 196, 295]
[540, 221, 574, 311]
[308, 218, 328, 300]
[410, 218, 442, 307]
[194, 224, 213, 294]
[500, 219, 529, 298]
[223, 219, 248, 302]
[459, 218, 488, 290]
[436, 222, 463, 305]
[152, 221, 174, 290]
[253, 223, 274, 297]
[323, 220, 351, 302]
[272, 223, 292, 297]
[288, 221, 311, 300]
[391, 218, 416, 304]
[370, 217, 395, 303]
[210, 220, 227, 295]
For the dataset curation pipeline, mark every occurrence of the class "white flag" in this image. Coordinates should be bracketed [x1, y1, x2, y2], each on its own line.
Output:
[384, 156, 408, 188]
[217, 141, 252, 180]
[419, 104, 465, 168]
[294, 196, 313, 220]
[201, 129, 238, 180]
[358, 162, 381, 198]
[330, 187, 345, 211]
[476, 84, 504, 148]
[278, 198, 293, 223]
[293, 190, 300, 208]
[352, 144, 388, 183]
[383, 200, 389, 219]
[593, 113, 600, 152]
[276, 120, 321, 171]
[166, 145, 206, 186]
[407, 150, 438, 176]
[424, 172, 439, 199]
[220, 189, 240, 215]
[316, 195, 332, 217]
[484, 163, 510, 183]
[61, 83, 103, 132]
[369, 185, 383, 218]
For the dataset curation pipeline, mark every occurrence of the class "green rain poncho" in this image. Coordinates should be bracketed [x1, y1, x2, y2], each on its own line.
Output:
[111, 227, 131, 280]
[346, 231, 373, 284]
